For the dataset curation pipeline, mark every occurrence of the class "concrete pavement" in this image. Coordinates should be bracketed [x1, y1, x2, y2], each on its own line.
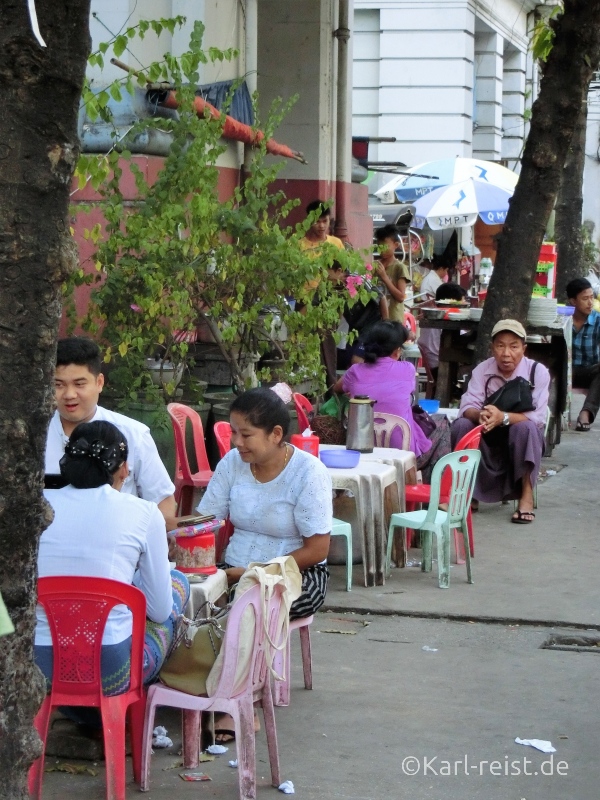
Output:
[41, 417, 600, 799]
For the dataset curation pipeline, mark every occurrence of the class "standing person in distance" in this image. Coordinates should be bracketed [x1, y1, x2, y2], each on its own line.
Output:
[566, 277, 600, 432]
[373, 225, 411, 324]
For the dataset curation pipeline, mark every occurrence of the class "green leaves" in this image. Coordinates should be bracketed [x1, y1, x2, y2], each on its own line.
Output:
[72, 15, 368, 397]
[531, 3, 563, 63]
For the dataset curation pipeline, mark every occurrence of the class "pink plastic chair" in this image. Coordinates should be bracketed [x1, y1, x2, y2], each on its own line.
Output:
[214, 420, 232, 459]
[404, 424, 484, 562]
[273, 615, 313, 707]
[140, 583, 285, 799]
[29, 577, 147, 800]
[167, 403, 214, 515]
[292, 392, 313, 433]
[373, 412, 411, 450]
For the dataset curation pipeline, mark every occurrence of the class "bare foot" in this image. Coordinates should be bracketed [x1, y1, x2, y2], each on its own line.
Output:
[214, 711, 260, 743]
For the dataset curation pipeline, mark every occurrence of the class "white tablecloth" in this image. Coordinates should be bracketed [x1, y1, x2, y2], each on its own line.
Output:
[184, 569, 228, 618]
[320, 446, 417, 585]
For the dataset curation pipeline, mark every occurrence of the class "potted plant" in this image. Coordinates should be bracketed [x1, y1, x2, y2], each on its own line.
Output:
[70, 22, 371, 453]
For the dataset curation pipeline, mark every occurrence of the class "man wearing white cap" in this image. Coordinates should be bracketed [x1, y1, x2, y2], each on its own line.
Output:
[450, 320, 550, 524]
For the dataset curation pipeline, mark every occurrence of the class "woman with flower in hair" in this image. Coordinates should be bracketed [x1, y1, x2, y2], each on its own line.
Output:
[35, 420, 189, 700]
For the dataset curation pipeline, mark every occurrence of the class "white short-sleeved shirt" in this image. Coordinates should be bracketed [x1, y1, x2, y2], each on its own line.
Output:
[45, 406, 175, 505]
[198, 446, 333, 567]
[36, 485, 173, 646]
[420, 270, 443, 299]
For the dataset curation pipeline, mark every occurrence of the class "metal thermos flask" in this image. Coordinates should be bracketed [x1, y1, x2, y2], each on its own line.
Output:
[346, 395, 375, 453]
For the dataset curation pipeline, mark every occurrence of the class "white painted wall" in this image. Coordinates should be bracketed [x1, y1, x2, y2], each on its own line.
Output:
[86, 0, 244, 168]
[583, 81, 600, 250]
[353, 0, 540, 189]
[88, 0, 242, 84]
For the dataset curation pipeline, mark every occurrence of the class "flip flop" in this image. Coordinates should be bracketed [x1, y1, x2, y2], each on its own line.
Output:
[214, 729, 236, 744]
[511, 509, 535, 524]
[575, 420, 591, 432]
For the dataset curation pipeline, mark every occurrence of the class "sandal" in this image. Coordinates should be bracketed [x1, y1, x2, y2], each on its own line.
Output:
[214, 729, 236, 744]
[575, 419, 591, 432]
[511, 509, 535, 524]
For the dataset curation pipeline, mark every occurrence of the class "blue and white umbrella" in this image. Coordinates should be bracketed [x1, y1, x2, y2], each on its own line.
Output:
[374, 157, 518, 205]
[410, 178, 513, 230]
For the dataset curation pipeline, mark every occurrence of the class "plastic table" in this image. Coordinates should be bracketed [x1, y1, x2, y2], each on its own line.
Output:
[321, 446, 417, 586]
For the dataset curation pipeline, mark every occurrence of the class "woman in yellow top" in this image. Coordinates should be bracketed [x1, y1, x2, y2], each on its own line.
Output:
[298, 200, 345, 389]
[299, 200, 345, 255]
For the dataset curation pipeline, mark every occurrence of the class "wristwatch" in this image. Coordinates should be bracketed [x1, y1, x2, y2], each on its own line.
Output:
[502, 413, 510, 427]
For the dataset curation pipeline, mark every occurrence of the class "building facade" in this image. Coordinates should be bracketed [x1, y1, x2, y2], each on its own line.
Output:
[79, 0, 371, 246]
[352, 0, 551, 190]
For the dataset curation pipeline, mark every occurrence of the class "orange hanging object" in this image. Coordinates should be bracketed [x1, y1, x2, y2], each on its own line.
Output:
[159, 90, 306, 163]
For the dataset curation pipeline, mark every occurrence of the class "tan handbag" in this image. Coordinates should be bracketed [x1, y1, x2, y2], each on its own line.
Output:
[159, 604, 228, 696]
[205, 556, 302, 696]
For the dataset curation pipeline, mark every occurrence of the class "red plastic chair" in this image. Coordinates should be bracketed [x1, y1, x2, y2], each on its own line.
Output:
[404, 311, 417, 335]
[29, 577, 147, 800]
[167, 403, 214, 515]
[214, 420, 232, 459]
[292, 392, 313, 433]
[140, 583, 285, 798]
[404, 424, 484, 563]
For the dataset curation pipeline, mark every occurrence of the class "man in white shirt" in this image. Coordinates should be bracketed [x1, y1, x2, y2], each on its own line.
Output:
[45, 337, 177, 522]
[420, 260, 449, 299]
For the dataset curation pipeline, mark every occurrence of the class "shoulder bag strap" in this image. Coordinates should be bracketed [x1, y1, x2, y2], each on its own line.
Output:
[484, 374, 506, 399]
[529, 361, 538, 387]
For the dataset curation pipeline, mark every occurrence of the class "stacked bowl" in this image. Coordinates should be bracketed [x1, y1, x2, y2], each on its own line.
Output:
[527, 297, 558, 326]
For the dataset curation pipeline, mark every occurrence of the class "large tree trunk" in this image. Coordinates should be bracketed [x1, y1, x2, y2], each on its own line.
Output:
[555, 101, 588, 301]
[475, 0, 600, 363]
[0, 2, 90, 797]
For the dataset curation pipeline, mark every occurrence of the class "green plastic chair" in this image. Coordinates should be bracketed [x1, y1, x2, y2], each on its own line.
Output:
[332, 517, 353, 591]
[386, 449, 481, 589]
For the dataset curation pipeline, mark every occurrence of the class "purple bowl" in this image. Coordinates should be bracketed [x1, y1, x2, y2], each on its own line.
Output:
[319, 449, 361, 469]
[557, 306, 575, 316]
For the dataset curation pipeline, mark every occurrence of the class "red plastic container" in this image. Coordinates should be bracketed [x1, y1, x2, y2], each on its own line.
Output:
[290, 432, 320, 457]
[477, 290, 487, 307]
[170, 520, 222, 574]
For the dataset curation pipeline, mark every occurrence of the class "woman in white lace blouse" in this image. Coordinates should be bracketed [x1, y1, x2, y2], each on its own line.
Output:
[198, 387, 333, 621]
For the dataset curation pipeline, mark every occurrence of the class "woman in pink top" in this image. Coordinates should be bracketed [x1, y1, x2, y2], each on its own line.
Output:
[334, 321, 451, 481]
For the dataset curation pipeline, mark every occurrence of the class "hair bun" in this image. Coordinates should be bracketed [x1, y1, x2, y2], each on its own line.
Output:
[65, 436, 126, 472]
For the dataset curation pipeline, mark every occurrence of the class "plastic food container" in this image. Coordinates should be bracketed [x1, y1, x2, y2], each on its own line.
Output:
[290, 431, 320, 457]
[419, 399, 440, 415]
[169, 520, 223, 574]
[319, 449, 360, 469]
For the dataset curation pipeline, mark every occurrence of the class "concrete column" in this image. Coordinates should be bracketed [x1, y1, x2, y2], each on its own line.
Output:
[354, 1, 475, 175]
[473, 28, 503, 160]
[257, 0, 337, 184]
[502, 46, 526, 169]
